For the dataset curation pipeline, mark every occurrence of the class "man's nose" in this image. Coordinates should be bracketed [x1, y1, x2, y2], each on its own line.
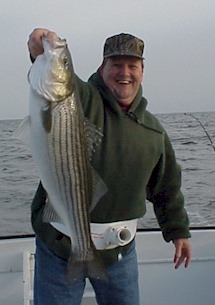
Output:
[119, 65, 130, 76]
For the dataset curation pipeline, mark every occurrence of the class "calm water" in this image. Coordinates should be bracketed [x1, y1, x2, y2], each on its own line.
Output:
[1, 111, 215, 236]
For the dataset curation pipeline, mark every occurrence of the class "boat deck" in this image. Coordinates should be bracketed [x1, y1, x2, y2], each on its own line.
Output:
[0, 228, 215, 305]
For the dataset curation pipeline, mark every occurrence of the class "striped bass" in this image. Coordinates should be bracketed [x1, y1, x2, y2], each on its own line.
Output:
[16, 36, 107, 277]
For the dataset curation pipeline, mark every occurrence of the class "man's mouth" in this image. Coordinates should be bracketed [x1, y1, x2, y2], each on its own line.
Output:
[117, 80, 131, 84]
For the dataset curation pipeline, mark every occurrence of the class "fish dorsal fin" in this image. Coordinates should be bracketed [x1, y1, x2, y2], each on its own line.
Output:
[90, 167, 108, 213]
[84, 119, 103, 161]
[83, 120, 107, 211]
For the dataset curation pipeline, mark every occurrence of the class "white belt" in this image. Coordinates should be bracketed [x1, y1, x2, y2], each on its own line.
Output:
[90, 219, 137, 250]
[51, 219, 137, 250]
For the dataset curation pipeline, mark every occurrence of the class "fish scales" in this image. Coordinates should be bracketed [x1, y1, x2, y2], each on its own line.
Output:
[47, 97, 93, 261]
[69, 94, 93, 257]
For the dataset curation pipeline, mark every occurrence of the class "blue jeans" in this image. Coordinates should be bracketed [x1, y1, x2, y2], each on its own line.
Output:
[34, 237, 140, 305]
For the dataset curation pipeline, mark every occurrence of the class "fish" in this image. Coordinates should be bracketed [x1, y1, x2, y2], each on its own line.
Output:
[15, 36, 107, 279]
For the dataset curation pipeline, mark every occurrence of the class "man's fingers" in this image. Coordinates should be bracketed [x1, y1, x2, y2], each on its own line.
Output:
[27, 28, 59, 60]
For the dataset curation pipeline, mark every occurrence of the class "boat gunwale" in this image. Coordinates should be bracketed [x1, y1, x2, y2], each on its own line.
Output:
[1, 226, 215, 240]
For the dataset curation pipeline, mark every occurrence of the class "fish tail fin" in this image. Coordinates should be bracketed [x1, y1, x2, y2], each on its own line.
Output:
[66, 256, 86, 283]
[87, 251, 108, 282]
[66, 248, 108, 283]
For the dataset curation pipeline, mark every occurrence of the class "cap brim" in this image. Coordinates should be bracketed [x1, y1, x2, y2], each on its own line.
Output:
[104, 51, 144, 59]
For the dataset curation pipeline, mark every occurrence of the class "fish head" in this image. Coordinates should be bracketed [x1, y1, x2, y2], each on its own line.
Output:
[28, 36, 75, 102]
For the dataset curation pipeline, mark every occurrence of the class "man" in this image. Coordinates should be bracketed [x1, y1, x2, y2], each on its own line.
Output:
[28, 29, 191, 305]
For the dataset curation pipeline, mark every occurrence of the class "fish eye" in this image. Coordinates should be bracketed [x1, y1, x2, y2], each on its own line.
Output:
[62, 55, 69, 68]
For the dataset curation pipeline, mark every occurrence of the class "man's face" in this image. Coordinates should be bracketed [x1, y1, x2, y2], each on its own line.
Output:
[100, 56, 144, 107]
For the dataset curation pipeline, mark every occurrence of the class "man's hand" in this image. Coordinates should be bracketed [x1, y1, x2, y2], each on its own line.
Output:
[27, 28, 59, 60]
[173, 238, 191, 269]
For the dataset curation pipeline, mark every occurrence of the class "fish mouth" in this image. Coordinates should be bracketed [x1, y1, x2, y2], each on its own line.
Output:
[42, 35, 67, 49]
[53, 40, 67, 49]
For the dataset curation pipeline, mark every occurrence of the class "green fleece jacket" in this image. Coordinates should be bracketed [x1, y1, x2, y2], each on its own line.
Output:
[31, 71, 190, 261]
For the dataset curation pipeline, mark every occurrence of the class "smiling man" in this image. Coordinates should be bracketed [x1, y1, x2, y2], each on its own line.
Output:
[100, 56, 143, 109]
[28, 30, 191, 305]
[100, 34, 144, 110]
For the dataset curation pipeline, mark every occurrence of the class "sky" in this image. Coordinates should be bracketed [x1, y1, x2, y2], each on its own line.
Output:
[1, 0, 215, 119]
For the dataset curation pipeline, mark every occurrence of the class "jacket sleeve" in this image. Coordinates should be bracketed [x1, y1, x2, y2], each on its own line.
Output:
[146, 132, 191, 242]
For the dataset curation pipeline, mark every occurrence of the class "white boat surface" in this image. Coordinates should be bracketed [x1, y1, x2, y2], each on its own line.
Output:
[0, 227, 214, 305]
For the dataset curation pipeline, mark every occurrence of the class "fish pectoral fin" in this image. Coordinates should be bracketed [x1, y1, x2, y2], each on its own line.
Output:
[90, 167, 108, 213]
[41, 104, 52, 133]
[13, 116, 31, 145]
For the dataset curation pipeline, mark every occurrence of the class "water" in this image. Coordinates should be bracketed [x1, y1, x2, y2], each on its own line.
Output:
[1, 112, 215, 236]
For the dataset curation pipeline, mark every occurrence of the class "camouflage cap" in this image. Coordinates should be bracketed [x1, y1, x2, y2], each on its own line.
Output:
[103, 33, 144, 59]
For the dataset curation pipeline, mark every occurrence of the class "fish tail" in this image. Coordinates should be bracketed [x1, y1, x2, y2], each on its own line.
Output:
[66, 256, 86, 283]
[86, 251, 108, 282]
[66, 248, 108, 282]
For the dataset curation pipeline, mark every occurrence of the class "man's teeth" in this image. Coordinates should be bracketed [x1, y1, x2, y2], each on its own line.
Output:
[118, 80, 130, 84]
